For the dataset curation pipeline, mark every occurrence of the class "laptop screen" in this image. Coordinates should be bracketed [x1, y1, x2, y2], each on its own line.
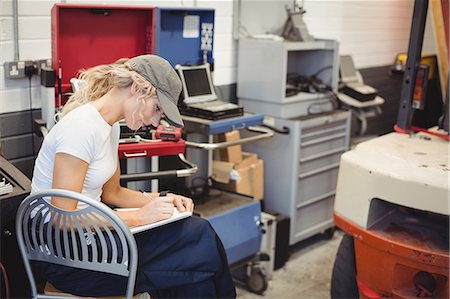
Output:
[340, 55, 358, 83]
[177, 64, 217, 103]
[184, 68, 212, 97]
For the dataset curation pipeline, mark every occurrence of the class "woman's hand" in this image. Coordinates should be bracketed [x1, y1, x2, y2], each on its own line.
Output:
[116, 193, 194, 227]
[164, 193, 194, 213]
[136, 197, 175, 225]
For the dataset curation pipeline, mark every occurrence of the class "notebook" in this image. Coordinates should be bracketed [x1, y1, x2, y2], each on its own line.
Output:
[176, 64, 244, 120]
[117, 207, 192, 234]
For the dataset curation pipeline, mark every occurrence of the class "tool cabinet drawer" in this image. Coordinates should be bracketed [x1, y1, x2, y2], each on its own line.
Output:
[298, 147, 345, 176]
[296, 166, 339, 205]
[294, 191, 335, 241]
[299, 117, 348, 160]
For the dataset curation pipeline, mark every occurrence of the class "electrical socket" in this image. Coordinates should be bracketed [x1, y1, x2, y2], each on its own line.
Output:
[35, 58, 52, 73]
[4, 60, 28, 79]
[4, 59, 51, 79]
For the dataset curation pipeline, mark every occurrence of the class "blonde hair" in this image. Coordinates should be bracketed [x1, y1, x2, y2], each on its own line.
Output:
[61, 58, 157, 118]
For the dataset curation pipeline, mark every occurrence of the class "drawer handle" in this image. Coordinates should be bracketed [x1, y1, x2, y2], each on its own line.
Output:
[300, 147, 346, 163]
[301, 124, 346, 138]
[301, 132, 346, 147]
[123, 151, 147, 158]
[297, 190, 336, 209]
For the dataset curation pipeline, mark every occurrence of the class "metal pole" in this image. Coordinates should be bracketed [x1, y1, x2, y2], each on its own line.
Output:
[12, 0, 19, 61]
[396, 0, 429, 130]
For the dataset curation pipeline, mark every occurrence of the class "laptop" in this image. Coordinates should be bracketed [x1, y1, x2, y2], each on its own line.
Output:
[176, 64, 243, 120]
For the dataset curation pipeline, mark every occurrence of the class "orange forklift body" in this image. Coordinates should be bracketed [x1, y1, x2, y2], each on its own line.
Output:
[334, 213, 449, 298]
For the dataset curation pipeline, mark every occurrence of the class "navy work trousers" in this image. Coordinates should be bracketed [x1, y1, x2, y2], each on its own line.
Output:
[39, 216, 236, 298]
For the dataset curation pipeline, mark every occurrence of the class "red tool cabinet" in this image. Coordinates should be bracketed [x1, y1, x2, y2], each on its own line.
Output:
[51, 4, 155, 106]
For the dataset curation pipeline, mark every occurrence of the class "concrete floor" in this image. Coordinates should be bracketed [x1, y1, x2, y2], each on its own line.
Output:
[236, 230, 344, 299]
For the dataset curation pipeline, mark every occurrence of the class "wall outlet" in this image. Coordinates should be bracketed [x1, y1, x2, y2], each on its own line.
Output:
[3, 59, 49, 79]
[4, 61, 28, 79]
[35, 59, 52, 73]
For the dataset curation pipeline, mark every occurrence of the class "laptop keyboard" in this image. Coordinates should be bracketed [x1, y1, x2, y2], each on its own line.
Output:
[189, 100, 241, 112]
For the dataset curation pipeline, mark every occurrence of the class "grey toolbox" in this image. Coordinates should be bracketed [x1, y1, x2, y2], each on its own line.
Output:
[244, 110, 351, 245]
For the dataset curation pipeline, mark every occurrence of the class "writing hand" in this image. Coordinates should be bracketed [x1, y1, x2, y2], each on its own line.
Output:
[138, 197, 174, 224]
[164, 193, 194, 213]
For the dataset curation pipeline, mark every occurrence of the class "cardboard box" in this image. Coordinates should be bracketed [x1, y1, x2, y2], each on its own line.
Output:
[216, 130, 243, 163]
[212, 152, 264, 200]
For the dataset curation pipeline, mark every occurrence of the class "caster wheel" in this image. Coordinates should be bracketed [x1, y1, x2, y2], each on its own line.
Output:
[246, 267, 268, 295]
[324, 226, 336, 239]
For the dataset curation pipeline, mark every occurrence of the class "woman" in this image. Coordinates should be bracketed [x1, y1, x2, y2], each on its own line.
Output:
[31, 54, 236, 298]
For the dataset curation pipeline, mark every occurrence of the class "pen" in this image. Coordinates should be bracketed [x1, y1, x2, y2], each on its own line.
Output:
[141, 191, 173, 203]
[141, 192, 154, 201]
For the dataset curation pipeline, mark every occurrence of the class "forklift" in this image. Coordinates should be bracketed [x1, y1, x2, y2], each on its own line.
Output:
[331, 0, 449, 298]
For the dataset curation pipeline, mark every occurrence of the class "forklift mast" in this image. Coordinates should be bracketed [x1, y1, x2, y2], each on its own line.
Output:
[396, 0, 429, 131]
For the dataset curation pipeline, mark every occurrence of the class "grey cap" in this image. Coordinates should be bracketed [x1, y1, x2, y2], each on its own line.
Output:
[126, 54, 184, 127]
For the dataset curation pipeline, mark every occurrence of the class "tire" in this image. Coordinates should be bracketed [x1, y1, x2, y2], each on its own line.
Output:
[330, 234, 359, 299]
[246, 267, 268, 295]
[324, 226, 336, 239]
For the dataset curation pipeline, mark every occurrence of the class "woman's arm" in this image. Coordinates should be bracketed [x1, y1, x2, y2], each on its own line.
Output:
[52, 154, 174, 227]
[101, 161, 178, 227]
[101, 161, 156, 208]
[102, 160, 194, 213]
[51, 153, 89, 210]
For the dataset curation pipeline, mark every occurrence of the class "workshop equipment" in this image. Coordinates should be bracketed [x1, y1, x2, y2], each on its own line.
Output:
[280, 0, 314, 42]
[51, 4, 214, 107]
[390, 53, 443, 129]
[118, 139, 197, 183]
[244, 111, 351, 246]
[182, 114, 274, 294]
[154, 8, 214, 67]
[155, 125, 182, 142]
[337, 55, 384, 136]
[237, 38, 339, 118]
[176, 63, 243, 120]
[0, 156, 32, 298]
[331, 1, 449, 298]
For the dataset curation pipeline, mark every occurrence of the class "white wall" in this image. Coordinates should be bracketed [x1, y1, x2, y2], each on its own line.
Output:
[0, 0, 416, 114]
[237, 0, 415, 69]
[0, 0, 56, 114]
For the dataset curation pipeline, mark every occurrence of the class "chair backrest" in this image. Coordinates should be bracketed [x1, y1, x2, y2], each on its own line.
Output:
[15, 189, 138, 299]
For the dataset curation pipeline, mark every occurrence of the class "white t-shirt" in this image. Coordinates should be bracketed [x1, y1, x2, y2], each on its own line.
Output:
[31, 103, 120, 209]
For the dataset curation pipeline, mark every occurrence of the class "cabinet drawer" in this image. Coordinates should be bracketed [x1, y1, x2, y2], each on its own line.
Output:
[300, 137, 346, 160]
[299, 148, 344, 176]
[300, 121, 348, 159]
[301, 122, 347, 140]
[294, 192, 335, 240]
[297, 166, 339, 205]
